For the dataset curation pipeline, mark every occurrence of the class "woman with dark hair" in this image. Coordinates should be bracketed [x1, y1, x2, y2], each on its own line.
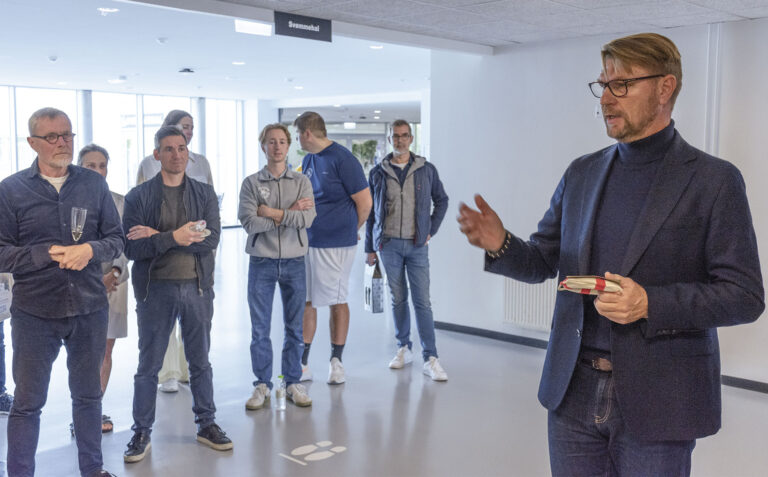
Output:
[78, 143, 129, 433]
[135, 110, 215, 393]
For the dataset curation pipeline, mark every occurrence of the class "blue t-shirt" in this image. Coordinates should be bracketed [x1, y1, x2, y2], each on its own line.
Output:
[301, 142, 368, 248]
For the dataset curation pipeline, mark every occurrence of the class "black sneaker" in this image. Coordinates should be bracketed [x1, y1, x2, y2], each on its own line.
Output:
[87, 471, 117, 477]
[0, 392, 13, 414]
[196, 423, 233, 451]
[124, 430, 151, 463]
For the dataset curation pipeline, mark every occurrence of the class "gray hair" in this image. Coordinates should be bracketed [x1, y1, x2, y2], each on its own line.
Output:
[154, 125, 187, 150]
[77, 144, 110, 166]
[28, 107, 69, 136]
[390, 119, 412, 136]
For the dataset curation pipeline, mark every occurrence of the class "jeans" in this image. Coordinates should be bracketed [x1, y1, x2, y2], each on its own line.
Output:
[378, 238, 437, 361]
[548, 361, 695, 477]
[247, 256, 305, 387]
[1, 320, 6, 394]
[8, 307, 108, 477]
[132, 281, 216, 432]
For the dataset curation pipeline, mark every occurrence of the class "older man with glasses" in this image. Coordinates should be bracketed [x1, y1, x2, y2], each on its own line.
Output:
[0, 107, 124, 477]
[365, 120, 449, 381]
[459, 33, 764, 476]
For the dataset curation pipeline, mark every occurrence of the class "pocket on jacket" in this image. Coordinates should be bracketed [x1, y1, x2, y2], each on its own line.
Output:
[668, 330, 717, 357]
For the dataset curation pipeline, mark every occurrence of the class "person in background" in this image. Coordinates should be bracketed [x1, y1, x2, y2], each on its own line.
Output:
[0, 273, 13, 414]
[458, 33, 764, 476]
[294, 112, 372, 385]
[238, 123, 316, 410]
[365, 120, 449, 380]
[0, 107, 124, 477]
[122, 126, 230, 463]
[136, 110, 214, 394]
[78, 144, 129, 433]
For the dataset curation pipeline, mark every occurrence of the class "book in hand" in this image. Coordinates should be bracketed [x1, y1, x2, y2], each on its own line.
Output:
[558, 275, 622, 295]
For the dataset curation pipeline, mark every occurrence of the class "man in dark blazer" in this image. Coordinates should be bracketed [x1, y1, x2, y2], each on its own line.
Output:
[458, 33, 764, 476]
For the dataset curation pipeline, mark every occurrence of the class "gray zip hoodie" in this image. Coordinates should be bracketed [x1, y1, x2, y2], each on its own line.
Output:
[238, 166, 316, 259]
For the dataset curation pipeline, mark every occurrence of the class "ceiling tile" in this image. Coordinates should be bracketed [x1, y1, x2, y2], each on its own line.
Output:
[461, 0, 581, 19]
[647, 11, 745, 27]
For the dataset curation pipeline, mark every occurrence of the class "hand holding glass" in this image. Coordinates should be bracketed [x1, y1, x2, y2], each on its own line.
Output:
[71, 207, 87, 242]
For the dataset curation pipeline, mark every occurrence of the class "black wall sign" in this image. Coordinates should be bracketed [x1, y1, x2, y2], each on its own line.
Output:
[274, 11, 332, 42]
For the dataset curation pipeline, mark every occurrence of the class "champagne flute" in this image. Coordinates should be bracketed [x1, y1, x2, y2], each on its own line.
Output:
[71, 207, 87, 242]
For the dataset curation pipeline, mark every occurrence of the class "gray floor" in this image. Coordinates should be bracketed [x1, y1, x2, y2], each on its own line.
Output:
[1, 228, 767, 476]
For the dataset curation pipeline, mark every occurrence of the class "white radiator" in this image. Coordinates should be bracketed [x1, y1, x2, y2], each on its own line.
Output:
[503, 278, 556, 331]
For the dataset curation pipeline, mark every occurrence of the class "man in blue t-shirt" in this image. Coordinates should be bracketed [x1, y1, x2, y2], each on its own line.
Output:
[294, 112, 372, 385]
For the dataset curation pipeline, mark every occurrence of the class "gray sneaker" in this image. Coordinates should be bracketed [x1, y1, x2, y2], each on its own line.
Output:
[286, 383, 312, 407]
[245, 383, 270, 410]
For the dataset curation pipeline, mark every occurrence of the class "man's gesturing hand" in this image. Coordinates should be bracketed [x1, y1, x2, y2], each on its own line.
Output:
[457, 194, 506, 252]
[594, 272, 649, 324]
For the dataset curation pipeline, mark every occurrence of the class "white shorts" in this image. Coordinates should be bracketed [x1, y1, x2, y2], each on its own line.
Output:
[305, 246, 357, 307]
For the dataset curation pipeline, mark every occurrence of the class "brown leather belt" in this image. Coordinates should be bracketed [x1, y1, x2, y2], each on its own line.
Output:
[580, 357, 613, 372]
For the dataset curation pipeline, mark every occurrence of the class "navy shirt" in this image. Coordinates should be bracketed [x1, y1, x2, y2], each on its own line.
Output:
[0, 159, 125, 318]
[582, 121, 675, 354]
[301, 142, 368, 248]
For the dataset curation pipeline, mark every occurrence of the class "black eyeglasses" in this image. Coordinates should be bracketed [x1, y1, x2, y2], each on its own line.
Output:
[588, 74, 665, 98]
[391, 134, 411, 141]
[31, 132, 76, 144]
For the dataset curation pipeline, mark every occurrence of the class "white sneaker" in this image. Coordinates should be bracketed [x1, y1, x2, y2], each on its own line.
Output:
[327, 357, 346, 384]
[389, 346, 414, 369]
[159, 378, 179, 393]
[245, 383, 270, 410]
[423, 357, 448, 382]
[286, 383, 312, 407]
[300, 364, 313, 382]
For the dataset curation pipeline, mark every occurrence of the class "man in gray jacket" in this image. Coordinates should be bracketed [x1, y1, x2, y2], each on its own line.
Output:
[365, 120, 449, 381]
[239, 123, 316, 409]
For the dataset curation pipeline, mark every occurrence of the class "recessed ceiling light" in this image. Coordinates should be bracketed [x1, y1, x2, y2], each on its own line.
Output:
[97, 7, 119, 16]
[374, 110, 381, 114]
[294, 86, 304, 90]
[235, 19, 272, 37]
[333, 104, 342, 108]
[343, 122, 356, 129]
[370, 45, 384, 50]
[232, 61, 245, 66]
[374, 116, 380, 119]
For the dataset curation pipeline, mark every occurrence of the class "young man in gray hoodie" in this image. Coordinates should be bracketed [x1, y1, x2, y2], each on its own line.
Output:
[238, 123, 316, 409]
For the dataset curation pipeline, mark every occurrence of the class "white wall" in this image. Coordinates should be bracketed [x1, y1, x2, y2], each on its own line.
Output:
[429, 21, 768, 383]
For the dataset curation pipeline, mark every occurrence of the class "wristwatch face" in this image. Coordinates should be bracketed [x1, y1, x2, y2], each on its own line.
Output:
[113, 270, 120, 278]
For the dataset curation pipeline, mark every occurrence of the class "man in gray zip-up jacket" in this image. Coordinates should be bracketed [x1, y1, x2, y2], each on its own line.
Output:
[238, 123, 316, 410]
[365, 120, 449, 381]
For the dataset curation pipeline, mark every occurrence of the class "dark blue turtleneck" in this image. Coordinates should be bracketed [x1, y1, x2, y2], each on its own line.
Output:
[581, 120, 676, 356]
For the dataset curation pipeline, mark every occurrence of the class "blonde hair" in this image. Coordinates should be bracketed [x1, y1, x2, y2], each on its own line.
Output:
[258, 123, 291, 146]
[601, 33, 682, 107]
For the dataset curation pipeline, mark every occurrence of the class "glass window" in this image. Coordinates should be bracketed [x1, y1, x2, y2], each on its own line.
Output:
[0, 87, 12, 180]
[15, 87, 77, 168]
[92, 92, 139, 194]
[142, 95, 191, 157]
[204, 98, 239, 225]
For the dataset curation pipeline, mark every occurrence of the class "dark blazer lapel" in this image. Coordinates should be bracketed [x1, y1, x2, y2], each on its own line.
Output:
[619, 134, 697, 276]
[577, 146, 616, 274]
